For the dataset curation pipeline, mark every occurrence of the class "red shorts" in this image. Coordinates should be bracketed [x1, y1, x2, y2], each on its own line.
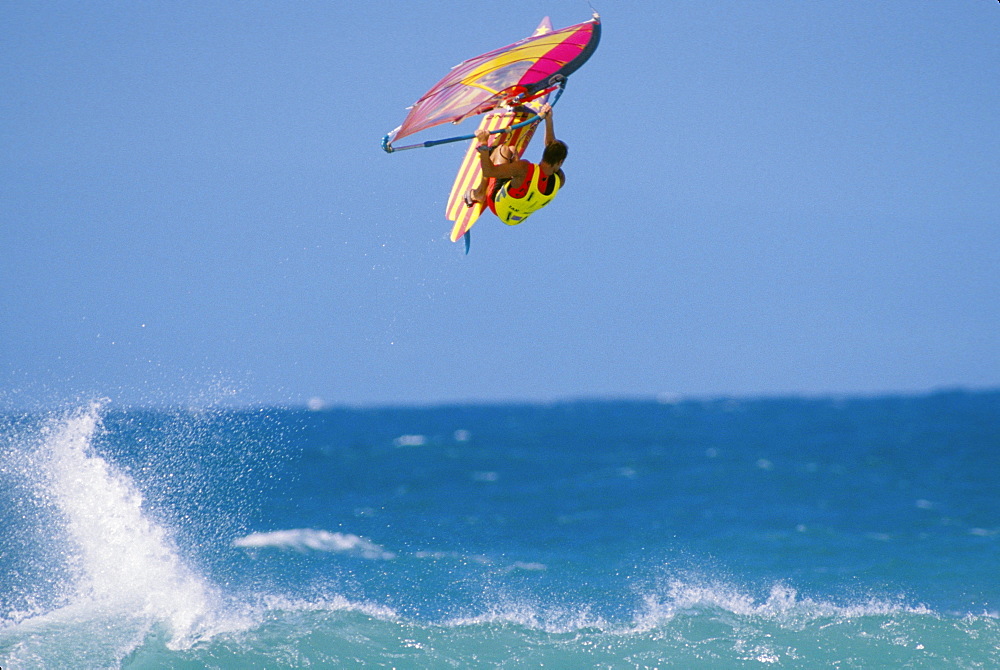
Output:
[485, 178, 507, 215]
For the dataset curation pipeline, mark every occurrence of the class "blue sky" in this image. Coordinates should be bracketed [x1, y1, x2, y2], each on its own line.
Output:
[2, 1, 998, 408]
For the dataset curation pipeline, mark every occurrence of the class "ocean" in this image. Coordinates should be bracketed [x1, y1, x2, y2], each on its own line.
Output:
[1, 391, 998, 668]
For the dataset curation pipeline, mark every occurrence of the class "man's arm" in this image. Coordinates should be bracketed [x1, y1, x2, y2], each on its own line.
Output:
[474, 129, 529, 181]
[539, 103, 556, 146]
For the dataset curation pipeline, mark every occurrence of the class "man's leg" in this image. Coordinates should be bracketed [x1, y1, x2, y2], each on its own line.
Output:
[468, 138, 516, 205]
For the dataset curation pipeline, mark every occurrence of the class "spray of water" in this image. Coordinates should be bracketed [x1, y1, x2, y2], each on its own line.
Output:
[42, 403, 217, 640]
[1, 402, 244, 666]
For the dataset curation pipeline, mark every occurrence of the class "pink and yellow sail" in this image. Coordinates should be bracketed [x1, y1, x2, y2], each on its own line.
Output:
[383, 14, 600, 151]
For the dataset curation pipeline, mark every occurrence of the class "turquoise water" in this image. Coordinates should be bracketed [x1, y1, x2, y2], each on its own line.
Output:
[2, 392, 998, 667]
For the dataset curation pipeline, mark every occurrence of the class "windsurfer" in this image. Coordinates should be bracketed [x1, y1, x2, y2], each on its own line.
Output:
[465, 103, 567, 226]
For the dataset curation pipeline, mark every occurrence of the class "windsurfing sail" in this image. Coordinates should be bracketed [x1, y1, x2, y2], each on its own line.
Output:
[382, 13, 600, 153]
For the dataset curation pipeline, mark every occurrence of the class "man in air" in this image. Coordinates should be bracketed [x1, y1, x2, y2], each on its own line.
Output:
[464, 103, 567, 226]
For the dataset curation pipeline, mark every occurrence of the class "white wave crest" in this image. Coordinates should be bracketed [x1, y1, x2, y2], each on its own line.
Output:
[233, 529, 396, 559]
[635, 579, 934, 631]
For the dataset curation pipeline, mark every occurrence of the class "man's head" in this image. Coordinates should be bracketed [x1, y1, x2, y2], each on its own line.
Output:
[541, 140, 568, 168]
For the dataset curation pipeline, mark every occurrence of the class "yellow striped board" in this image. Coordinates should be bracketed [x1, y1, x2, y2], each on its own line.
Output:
[445, 110, 541, 243]
[444, 16, 554, 247]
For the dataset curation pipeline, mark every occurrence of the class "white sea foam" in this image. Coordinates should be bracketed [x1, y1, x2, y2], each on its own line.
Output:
[438, 577, 940, 641]
[393, 434, 427, 447]
[233, 529, 396, 559]
[635, 578, 933, 632]
[500, 561, 548, 573]
[444, 601, 608, 634]
[412, 550, 494, 567]
[254, 593, 399, 620]
[471, 470, 500, 482]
